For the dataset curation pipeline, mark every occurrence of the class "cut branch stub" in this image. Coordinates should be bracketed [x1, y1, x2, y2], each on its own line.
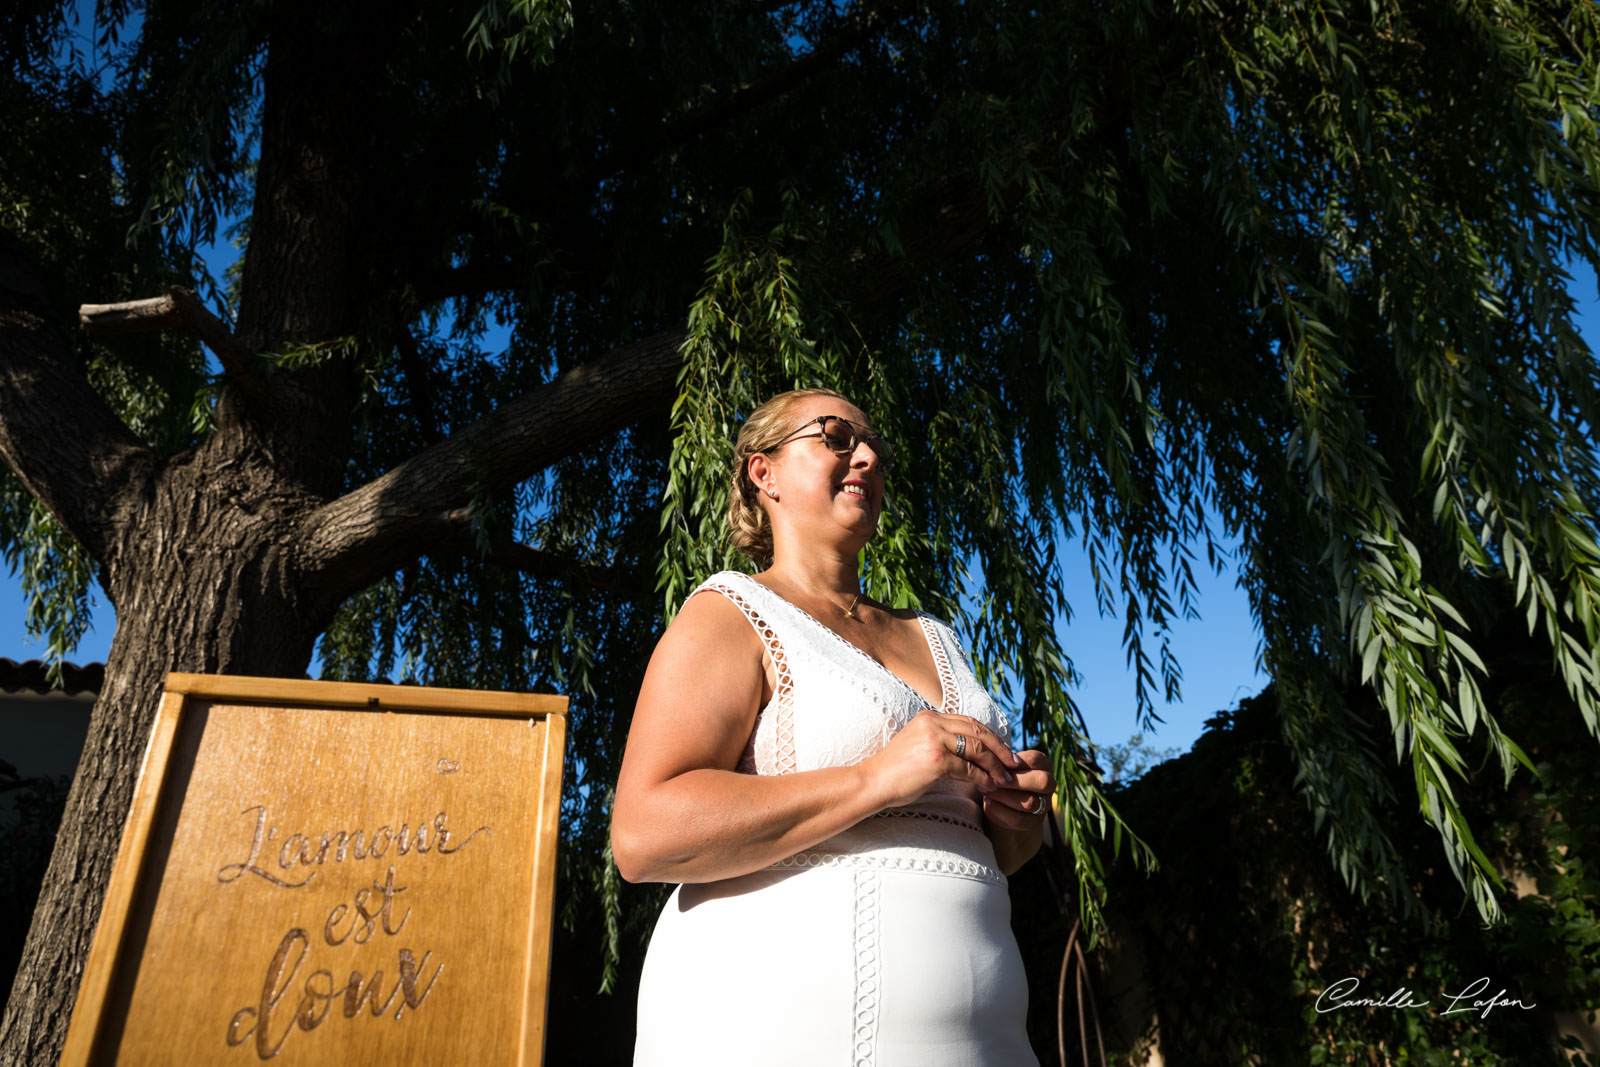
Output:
[78, 294, 184, 335]
[80, 287, 262, 396]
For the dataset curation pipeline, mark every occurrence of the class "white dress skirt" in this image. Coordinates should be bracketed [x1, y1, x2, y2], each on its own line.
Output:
[632, 574, 1038, 1066]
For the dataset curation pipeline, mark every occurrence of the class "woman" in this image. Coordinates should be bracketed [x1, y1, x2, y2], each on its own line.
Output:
[612, 388, 1054, 1065]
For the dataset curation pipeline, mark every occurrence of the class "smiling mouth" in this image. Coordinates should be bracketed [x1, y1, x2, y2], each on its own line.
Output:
[840, 484, 868, 499]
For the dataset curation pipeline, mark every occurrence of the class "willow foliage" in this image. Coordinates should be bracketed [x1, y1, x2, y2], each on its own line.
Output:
[660, 0, 1600, 926]
[5, 1, 1600, 976]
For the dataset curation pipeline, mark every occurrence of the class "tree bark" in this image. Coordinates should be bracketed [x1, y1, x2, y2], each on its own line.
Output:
[0, 237, 152, 564]
[0, 461, 319, 1063]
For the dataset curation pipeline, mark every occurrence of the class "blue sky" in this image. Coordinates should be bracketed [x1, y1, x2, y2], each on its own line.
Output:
[4, 254, 1596, 758]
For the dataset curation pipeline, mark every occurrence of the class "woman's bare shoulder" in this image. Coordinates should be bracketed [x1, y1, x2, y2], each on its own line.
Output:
[630, 581, 767, 752]
[653, 580, 766, 662]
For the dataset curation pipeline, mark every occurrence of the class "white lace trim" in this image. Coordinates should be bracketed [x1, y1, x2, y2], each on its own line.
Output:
[918, 614, 962, 717]
[872, 807, 981, 833]
[727, 573, 948, 712]
[925, 615, 1016, 746]
[768, 850, 1005, 887]
[695, 578, 796, 775]
[852, 870, 881, 1067]
[690, 571, 1019, 777]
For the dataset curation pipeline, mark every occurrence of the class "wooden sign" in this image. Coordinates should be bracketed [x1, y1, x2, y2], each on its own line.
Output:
[61, 673, 568, 1066]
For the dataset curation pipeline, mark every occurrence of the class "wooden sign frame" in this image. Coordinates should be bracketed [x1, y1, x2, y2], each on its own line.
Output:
[61, 673, 568, 1066]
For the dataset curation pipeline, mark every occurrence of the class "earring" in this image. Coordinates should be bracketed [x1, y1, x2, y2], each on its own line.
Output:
[766, 486, 779, 500]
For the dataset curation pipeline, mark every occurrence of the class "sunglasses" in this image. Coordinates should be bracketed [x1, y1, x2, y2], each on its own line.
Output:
[771, 415, 896, 471]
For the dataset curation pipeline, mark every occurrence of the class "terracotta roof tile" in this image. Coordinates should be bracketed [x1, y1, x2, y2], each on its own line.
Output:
[0, 657, 105, 696]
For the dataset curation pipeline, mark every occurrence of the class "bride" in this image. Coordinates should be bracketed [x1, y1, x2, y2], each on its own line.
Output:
[612, 387, 1053, 1065]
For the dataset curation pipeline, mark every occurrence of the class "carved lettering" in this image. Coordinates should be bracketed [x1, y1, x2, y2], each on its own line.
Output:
[311, 830, 365, 865]
[351, 868, 410, 945]
[278, 834, 316, 870]
[392, 949, 442, 1020]
[218, 808, 314, 889]
[435, 812, 490, 854]
[342, 966, 397, 1018]
[322, 904, 351, 947]
[219, 807, 487, 885]
[220, 803, 476, 1056]
[399, 821, 429, 855]
[222, 927, 309, 1058]
[226, 923, 443, 1059]
[294, 970, 338, 1032]
[322, 870, 409, 948]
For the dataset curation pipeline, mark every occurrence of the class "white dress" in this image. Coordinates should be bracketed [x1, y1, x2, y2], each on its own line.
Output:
[633, 572, 1037, 1067]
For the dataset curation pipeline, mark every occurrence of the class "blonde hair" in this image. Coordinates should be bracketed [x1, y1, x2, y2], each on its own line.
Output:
[728, 388, 855, 566]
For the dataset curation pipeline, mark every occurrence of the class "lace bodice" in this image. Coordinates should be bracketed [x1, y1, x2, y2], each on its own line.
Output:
[692, 571, 1013, 773]
[689, 571, 1014, 884]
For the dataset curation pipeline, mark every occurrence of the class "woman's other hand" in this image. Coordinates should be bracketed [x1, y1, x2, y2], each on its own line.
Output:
[980, 750, 1055, 832]
[863, 708, 1024, 809]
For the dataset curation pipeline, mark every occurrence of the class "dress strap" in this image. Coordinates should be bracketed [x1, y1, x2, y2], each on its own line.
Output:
[915, 614, 962, 717]
[689, 572, 797, 775]
[917, 614, 1011, 745]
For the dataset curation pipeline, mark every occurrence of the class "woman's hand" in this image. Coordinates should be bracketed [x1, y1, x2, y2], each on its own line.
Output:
[862, 708, 1024, 809]
[980, 750, 1055, 833]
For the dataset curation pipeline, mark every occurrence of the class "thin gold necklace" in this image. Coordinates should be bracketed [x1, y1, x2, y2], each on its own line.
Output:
[770, 570, 862, 620]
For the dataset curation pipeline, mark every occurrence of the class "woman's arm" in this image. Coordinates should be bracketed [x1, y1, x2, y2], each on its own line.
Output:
[984, 814, 1044, 876]
[610, 590, 1019, 884]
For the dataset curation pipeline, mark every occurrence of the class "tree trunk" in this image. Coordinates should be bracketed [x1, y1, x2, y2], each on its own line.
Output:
[0, 3, 389, 1054]
[0, 440, 327, 1063]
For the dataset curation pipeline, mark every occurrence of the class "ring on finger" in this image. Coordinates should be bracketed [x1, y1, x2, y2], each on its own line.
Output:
[954, 734, 967, 758]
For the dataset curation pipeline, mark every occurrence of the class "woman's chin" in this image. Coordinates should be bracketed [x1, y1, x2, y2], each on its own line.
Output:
[846, 518, 881, 546]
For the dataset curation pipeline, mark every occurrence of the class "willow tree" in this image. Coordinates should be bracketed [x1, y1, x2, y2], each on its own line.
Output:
[4, 0, 1599, 1059]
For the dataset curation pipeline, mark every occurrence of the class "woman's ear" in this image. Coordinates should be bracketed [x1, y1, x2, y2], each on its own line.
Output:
[747, 452, 777, 499]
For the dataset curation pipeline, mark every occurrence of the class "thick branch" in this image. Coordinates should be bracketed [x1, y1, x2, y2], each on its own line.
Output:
[0, 235, 153, 561]
[299, 329, 686, 600]
[80, 286, 260, 394]
[77, 294, 184, 335]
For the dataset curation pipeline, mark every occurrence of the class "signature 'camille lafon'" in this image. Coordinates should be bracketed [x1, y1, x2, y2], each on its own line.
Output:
[1315, 976, 1537, 1020]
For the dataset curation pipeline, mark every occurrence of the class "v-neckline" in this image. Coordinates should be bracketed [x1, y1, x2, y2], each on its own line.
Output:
[740, 574, 951, 713]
